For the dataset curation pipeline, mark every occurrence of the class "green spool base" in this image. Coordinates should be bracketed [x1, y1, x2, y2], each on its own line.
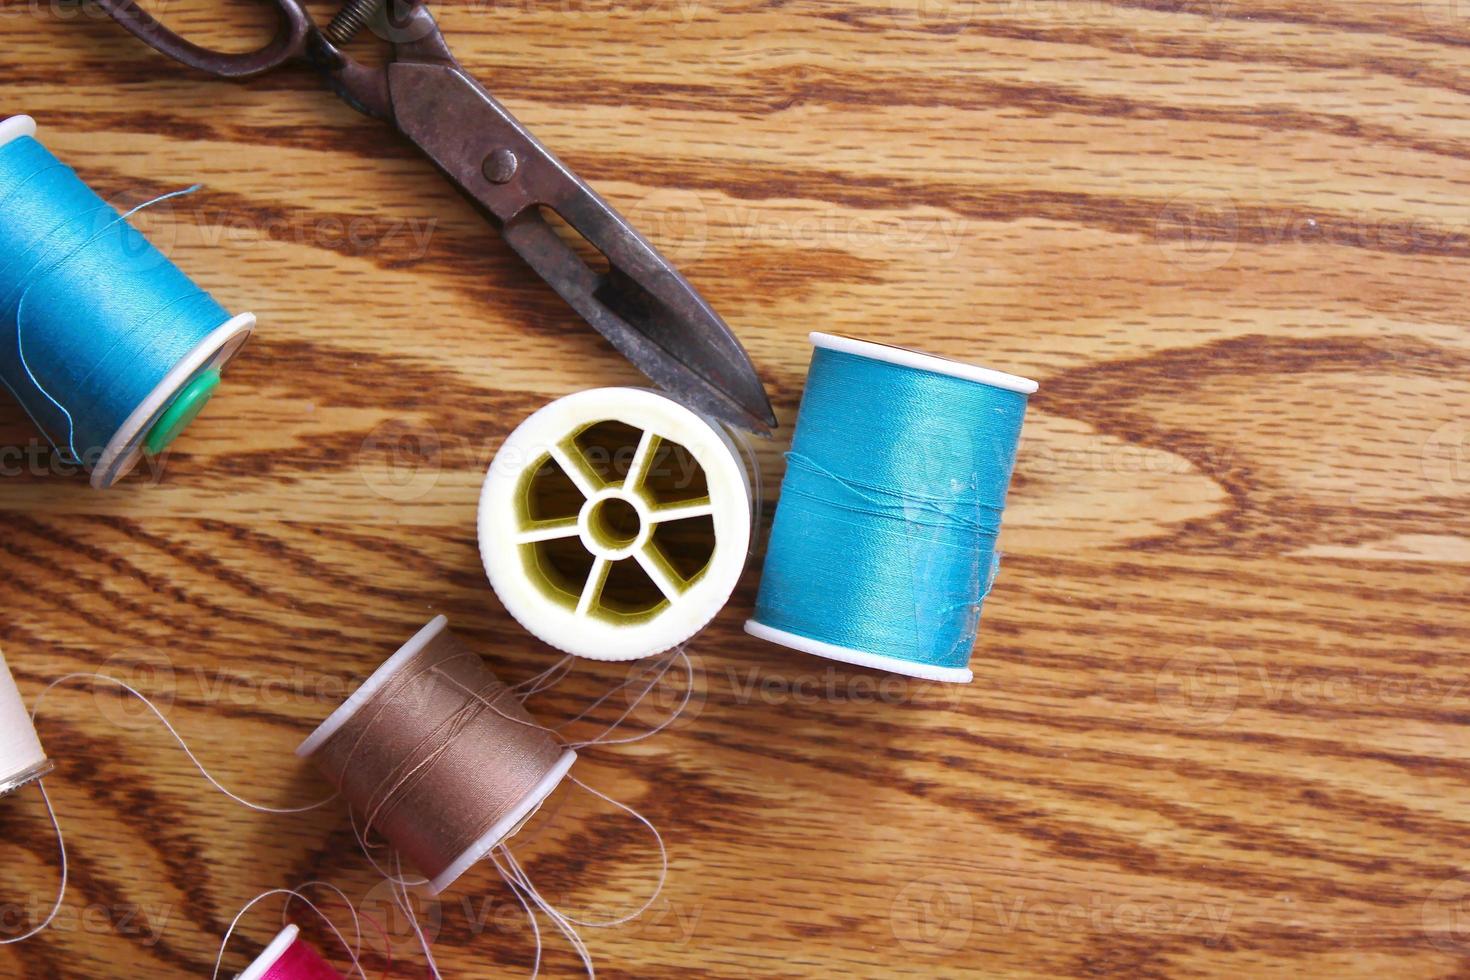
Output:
[145, 370, 220, 456]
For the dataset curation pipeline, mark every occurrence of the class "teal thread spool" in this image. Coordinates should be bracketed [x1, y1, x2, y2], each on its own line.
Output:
[0, 116, 254, 488]
[745, 333, 1036, 683]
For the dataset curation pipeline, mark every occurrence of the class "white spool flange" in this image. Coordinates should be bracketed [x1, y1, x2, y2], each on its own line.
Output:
[235, 924, 299, 980]
[0, 115, 38, 151]
[1, 115, 257, 489]
[809, 332, 1038, 394]
[479, 388, 751, 661]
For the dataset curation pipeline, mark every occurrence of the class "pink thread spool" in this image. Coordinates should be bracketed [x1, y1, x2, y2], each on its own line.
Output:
[237, 925, 344, 980]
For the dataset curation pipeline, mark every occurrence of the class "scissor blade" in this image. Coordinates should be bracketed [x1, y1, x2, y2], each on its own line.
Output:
[502, 206, 776, 435]
[386, 57, 776, 434]
[597, 264, 778, 435]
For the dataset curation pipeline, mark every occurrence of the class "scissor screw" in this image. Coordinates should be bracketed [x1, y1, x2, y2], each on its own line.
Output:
[324, 0, 385, 46]
[483, 149, 519, 184]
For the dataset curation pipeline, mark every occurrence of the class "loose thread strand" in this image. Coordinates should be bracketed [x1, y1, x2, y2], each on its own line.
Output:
[0, 780, 66, 946]
[3, 668, 332, 946]
[33, 672, 335, 814]
[212, 883, 367, 980]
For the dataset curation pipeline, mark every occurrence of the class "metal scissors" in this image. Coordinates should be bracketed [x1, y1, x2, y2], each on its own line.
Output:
[94, 0, 777, 434]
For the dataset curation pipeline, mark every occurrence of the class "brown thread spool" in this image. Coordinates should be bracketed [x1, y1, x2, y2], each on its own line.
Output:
[297, 617, 576, 894]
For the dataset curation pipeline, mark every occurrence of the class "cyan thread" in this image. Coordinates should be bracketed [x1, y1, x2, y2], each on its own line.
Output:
[753, 345, 1030, 672]
[0, 135, 230, 464]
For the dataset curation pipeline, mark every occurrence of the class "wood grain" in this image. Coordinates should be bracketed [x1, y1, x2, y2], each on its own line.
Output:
[3, 0, 1470, 975]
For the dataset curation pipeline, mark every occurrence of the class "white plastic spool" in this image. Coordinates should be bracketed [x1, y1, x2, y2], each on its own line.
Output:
[0, 647, 51, 798]
[0, 115, 255, 489]
[744, 332, 1038, 685]
[235, 924, 301, 980]
[479, 388, 752, 661]
[296, 616, 577, 896]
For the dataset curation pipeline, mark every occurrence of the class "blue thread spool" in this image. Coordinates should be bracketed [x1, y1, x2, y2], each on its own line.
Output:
[745, 333, 1036, 683]
[0, 116, 254, 488]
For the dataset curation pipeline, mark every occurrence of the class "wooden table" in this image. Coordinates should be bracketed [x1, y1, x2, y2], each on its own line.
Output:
[4, 1, 1469, 976]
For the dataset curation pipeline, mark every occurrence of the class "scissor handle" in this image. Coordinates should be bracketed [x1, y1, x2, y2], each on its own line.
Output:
[94, 0, 313, 79]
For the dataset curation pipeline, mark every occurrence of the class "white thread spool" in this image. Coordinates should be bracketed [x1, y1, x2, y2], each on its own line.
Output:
[479, 388, 752, 660]
[0, 648, 51, 798]
[0, 114, 256, 489]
